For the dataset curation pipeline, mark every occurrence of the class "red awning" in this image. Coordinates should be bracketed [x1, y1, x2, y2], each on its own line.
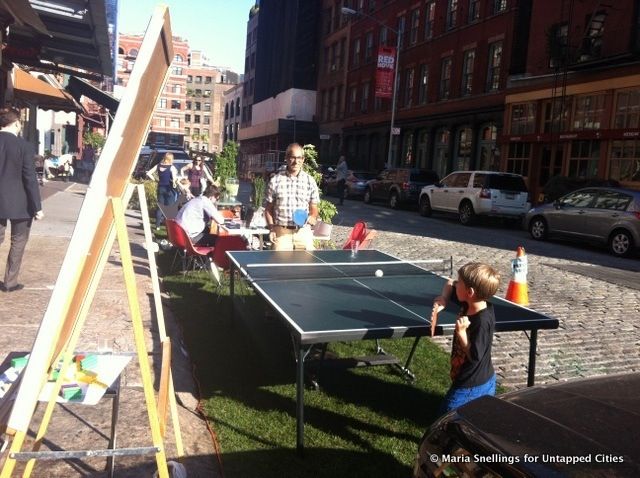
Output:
[12, 68, 80, 112]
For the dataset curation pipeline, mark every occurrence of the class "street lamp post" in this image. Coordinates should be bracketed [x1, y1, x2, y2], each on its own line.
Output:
[342, 7, 402, 168]
[286, 114, 297, 143]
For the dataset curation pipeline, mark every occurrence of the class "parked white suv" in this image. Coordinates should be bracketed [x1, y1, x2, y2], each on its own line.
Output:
[418, 171, 531, 225]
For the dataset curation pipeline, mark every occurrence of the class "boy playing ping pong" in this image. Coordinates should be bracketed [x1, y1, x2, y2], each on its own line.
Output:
[432, 262, 501, 412]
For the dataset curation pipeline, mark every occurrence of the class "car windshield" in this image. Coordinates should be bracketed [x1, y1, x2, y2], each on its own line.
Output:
[486, 174, 528, 192]
[411, 171, 439, 182]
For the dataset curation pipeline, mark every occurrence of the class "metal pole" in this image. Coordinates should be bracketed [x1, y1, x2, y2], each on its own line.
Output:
[386, 29, 401, 169]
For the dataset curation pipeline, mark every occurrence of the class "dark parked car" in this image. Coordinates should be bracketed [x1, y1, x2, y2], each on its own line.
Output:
[132, 147, 192, 179]
[414, 373, 640, 478]
[364, 168, 439, 208]
[526, 187, 640, 257]
[323, 170, 377, 199]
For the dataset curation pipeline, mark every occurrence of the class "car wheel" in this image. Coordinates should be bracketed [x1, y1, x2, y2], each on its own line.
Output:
[389, 191, 399, 209]
[609, 229, 634, 257]
[529, 217, 547, 240]
[364, 189, 372, 204]
[458, 201, 475, 225]
[419, 195, 432, 217]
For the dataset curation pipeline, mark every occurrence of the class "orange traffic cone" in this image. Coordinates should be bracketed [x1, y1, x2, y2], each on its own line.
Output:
[505, 246, 529, 305]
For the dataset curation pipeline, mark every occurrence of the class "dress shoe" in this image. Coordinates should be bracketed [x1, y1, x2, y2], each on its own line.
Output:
[5, 284, 24, 292]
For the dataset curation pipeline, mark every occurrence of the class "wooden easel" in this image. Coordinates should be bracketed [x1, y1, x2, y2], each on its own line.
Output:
[0, 194, 175, 477]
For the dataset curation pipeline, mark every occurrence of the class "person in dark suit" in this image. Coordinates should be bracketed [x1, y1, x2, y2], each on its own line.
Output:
[0, 108, 44, 292]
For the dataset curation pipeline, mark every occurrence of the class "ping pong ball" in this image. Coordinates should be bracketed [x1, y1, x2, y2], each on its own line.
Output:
[375, 269, 384, 277]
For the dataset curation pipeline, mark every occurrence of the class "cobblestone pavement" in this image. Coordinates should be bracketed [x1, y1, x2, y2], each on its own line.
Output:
[325, 196, 640, 390]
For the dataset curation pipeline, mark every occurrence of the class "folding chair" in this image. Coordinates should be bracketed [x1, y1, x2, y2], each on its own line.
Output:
[165, 219, 220, 283]
[165, 219, 188, 272]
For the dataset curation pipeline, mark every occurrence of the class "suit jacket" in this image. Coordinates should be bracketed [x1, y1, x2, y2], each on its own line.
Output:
[0, 131, 41, 219]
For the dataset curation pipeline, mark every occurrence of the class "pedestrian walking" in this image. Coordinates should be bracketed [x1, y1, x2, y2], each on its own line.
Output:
[146, 152, 180, 229]
[0, 107, 44, 292]
[335, 155, 349, 205]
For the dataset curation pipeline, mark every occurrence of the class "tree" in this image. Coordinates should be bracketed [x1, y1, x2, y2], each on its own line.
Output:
[83, 130, 106, 152]
[215, 141, 239, 189]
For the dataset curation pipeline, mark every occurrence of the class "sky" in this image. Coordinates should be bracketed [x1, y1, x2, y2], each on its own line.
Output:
[118, 0, 257, 73]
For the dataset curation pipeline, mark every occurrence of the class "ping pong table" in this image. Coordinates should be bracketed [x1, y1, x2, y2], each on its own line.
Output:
[227, 249, 559, 454]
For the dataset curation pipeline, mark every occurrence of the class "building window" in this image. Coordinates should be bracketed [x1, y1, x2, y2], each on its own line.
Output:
[486, 41, 503, 91]
[461, 49, 475, 96]
[187, 75, 193, 83]
[542, 98, 570, 133]
[157, 117, 165, 127]
[456, 128, 473, 170]
[468, 0, 480, 22]
[173, 54, 183, 62]
[580, 11, 606, 60]
[193, 128, 200, 137]
[195, 102, 202, 111]
[204, 115, 210, 125]
[506, 143, 531, 176]
[185, 127, 190, 136]
[418, 64, 428, 104]
[573, 94, 605, 130]
[173, 84, 182, 94]
[195, 89, 202, 96]
[172, 66, 183, 75]
[329, 88, 337, 119]
[204, 102, 211, 112]
[361, 82, 370, 112]
[205, 76, 212, 84]
[404, 68, 414, 107]
[195, 75, 202, 83]
[186, 101, 192, 110]
[204, 90, 211, 98]
[478, 124, 499, 170]
[424, 1, 435, 40]
[171, 100, 181, 109]
[434, 129, 450, 180]
[397, 16, 406, 47]
[510, 103, 537, 134]
[352, 38, 361, 67]
[236, 98, 240, 116]
[339, 38, 346, 68]
[446, 0, 458, 30]
[379, 26, 388, 46]
[159, 98, 167, 108]
[614, 90, 640, 129]
[185, 114, 191, 123]
[170, 117, 180, 128]
[348, 86, 357, 114]
[194, 115, 201, 123]
[491, 0, 507, 15]
[549, 23, 569, 68]
[410, 9, 420, 45]
[569, 140, 600, 178]
[439, 57, 452, 100]
[610, 140, 640, 183]
[365, 32, 374, 62]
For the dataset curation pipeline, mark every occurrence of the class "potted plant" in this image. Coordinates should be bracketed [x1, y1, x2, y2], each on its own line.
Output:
[302, 144, 337, 236]
[246, 174, 267, 227]
[215, 141, 239, 200]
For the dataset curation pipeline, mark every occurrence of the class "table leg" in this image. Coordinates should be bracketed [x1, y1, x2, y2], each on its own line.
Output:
[230, 264, 235, 321]
[527, 329, 538, 387]
[398, 337, 421, 380]
[296, 344, 312, 455]
[106, 375, 121, 478]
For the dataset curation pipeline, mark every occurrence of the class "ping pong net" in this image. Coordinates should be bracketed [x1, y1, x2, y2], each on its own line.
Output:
[243, 258, 452, 282]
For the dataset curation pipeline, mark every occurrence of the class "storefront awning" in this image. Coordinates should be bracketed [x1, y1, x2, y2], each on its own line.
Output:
[12, 68, 80, 112]
[4, 0, 112, 78]
[67, 76, 119, 112]
[0, 0, 49, 35]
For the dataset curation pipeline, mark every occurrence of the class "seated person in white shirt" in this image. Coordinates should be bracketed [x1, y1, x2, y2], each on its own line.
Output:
[175, 184, 225, 246]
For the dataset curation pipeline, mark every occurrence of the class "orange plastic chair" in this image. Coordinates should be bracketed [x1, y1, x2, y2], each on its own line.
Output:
[165, 219, 189, 271]
[220, 209, 236, 219]
[342, 220, 369, 250]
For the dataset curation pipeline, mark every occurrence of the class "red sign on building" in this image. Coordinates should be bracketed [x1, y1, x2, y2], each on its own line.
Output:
[375, 46, 396, 99]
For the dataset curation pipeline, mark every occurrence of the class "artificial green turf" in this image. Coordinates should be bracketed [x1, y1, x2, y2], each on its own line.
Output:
[157, 252, 456, 478]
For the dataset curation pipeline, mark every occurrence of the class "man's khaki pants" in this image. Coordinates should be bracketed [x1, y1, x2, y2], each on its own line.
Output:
[272, 225, 315, 251]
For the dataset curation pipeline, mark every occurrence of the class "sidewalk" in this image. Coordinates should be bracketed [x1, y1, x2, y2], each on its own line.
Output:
[0, 181, 220, 477]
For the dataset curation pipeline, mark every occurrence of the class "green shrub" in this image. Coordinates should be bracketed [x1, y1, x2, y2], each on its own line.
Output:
[128, 179, 158, 212]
